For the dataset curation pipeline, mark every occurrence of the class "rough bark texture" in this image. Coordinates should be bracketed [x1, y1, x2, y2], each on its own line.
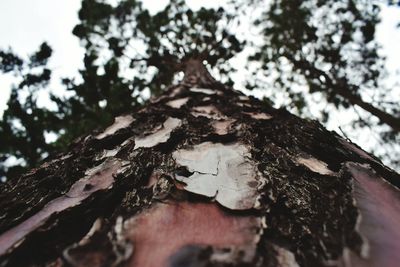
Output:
[0, 59, 400, 267]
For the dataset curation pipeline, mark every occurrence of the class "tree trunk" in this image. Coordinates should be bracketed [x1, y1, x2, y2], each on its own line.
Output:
[0, 58, 400, 267]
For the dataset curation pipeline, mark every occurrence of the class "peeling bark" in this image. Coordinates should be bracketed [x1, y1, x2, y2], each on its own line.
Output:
[191, 105, 226, 120]
[166, 97, 189, 109]
[173, 142, 262, 210]
[134, 117, 182, 149]
[0, 159, 126, 254]
[296, 156, 335, 176]
[96, 115, 134, 140]
[243, 112, 272, 120]
[0, 59, 399, 267]
[211, 119, 235, 135]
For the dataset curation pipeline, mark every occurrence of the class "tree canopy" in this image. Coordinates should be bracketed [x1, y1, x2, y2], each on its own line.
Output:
[0, 0, 399, 181]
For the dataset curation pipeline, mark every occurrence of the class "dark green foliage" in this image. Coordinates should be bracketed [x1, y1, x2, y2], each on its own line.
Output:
[0, 43, 63, 180]
[0, 51, 23, 73]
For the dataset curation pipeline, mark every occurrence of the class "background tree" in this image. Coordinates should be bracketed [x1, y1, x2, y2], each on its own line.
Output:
[0, 43, 63, 180]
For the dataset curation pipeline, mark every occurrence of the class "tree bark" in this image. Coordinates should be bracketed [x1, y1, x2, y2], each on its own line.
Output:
[0, 59, 400, 267]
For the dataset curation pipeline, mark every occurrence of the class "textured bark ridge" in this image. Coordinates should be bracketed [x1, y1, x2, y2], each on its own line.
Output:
[0, 60, 400, 267]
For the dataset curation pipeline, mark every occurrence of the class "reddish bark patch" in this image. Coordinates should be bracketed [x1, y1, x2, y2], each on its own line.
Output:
[0, 159, 123, 256]
[124, 201, 260, 267]
[346, 162, 400, 267]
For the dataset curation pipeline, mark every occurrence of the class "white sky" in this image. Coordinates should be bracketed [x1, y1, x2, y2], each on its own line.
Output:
[0, 0, 84, 111]
[0, 0, 399, 155]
